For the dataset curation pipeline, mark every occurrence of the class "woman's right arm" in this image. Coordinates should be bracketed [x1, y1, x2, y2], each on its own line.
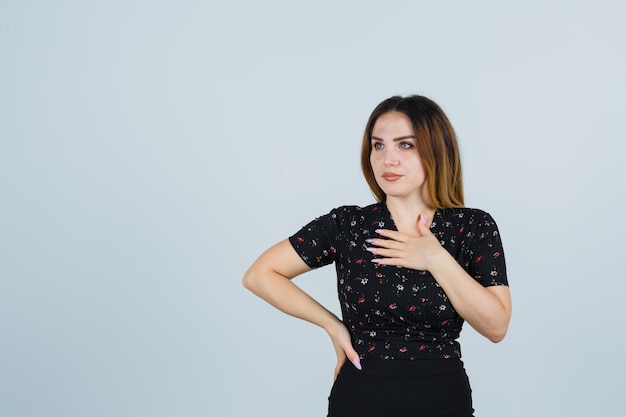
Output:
[242, 239, 361, 378]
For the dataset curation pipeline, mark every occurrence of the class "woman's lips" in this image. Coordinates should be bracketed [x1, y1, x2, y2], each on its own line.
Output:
[382, 172, 402, 181]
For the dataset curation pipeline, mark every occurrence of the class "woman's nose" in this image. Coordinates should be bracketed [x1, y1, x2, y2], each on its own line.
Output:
[384, 151, 399, 167]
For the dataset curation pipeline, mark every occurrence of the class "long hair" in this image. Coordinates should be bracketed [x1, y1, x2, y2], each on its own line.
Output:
[360, 95, 464, 208]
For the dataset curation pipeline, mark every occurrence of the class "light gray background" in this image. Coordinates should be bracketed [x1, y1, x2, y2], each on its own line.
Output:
[1, 1, 625, 416]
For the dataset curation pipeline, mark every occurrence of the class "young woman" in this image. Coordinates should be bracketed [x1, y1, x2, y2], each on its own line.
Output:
[243, 95, 511, 417]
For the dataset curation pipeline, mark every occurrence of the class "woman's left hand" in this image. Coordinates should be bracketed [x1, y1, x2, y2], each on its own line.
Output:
[366, 214, 444, 271]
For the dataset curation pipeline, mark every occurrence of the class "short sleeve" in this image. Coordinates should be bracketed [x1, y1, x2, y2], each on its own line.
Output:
[288, 207, 344, 269]
[467, 212, 508, 287]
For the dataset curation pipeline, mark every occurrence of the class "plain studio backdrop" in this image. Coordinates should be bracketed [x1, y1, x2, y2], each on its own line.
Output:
[1, 1, 625, 416]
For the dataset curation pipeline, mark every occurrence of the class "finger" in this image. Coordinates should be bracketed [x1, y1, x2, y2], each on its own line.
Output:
[371, 257, 403, 266]
[416, 213, 431, 236]
[366, 239, 399, 250]
[344, 347, 362, 371]
[414, 214, 425, 237]
[367, 246, 398, 259]
[374, 229, 406, 242]
[336, 337, 361, 370]
[333, 349, 361, 380]
[334, 355, 346, 381]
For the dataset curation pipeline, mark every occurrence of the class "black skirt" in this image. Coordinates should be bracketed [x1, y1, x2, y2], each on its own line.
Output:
[327, 359, 474, 417]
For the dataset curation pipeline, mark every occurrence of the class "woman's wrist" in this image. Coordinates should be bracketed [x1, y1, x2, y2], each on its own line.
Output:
[323, 315, 345, 336]
[426, 245, 456, 275]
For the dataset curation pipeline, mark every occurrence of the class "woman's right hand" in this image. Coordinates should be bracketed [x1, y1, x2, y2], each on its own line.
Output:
[242, 240, 362, 380]
[326, 320, 361, 380]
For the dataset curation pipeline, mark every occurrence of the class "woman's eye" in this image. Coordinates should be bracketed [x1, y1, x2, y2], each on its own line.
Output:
[373, 142, 384, 150]
[399, 142, 414, 149]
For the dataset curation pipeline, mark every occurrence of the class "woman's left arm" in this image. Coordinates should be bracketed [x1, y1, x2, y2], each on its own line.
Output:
[421, 255, 511, 343]
[367, 215, 512, 343]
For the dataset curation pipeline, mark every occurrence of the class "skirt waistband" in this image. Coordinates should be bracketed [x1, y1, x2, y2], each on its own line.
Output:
[341, 358, 465, 377]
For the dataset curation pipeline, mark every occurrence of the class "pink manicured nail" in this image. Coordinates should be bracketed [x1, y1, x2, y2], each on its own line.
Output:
[352, 359, 362, 370]
[420, 213, 427, 224]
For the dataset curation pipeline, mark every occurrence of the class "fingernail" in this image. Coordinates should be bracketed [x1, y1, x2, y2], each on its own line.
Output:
[420, 213, 427, 224]
[352, 359, 362, 370]
[365, 238, 375, 243]
[375, 229, 383, 234]
[366, 247, 376, 253]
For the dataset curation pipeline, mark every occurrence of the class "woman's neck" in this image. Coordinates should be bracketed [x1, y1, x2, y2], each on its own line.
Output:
[385, 196, 436, 234]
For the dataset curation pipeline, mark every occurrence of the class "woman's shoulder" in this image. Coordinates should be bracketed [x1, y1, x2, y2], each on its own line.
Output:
[317, 202, 385, 226]
[438, 206, 490, 216]
[436, 207, 499, 227]
[329, 202, 384, 216]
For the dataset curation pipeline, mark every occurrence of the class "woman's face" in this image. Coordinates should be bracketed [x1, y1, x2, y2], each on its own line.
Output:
[370, 111, 427, 202]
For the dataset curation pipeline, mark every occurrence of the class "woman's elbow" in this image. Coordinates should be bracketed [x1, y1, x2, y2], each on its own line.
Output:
[241, 274, 250, 290]
[242, 266, 260, 292]
[487, 329, 507, 343]
[242, 262, 276, 294]
[484, 320, 510, 343]
[476, 313, 510, 343]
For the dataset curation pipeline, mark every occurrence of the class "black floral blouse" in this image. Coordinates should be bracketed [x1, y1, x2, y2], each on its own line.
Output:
[289, 203, 508, 360]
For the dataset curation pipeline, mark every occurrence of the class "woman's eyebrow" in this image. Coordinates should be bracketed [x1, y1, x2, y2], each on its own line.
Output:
[371, 135, 415, 141]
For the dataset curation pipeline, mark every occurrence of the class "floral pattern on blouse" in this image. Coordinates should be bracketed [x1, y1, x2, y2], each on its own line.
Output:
[289, 203, 508, 360]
